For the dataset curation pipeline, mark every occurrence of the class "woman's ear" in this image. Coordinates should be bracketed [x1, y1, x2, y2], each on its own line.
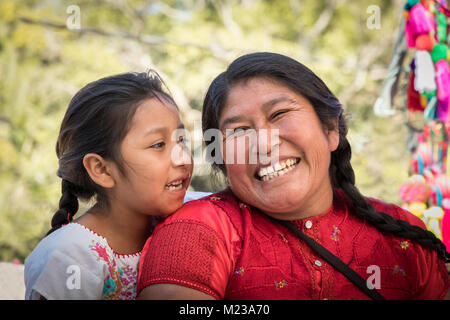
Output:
[327, 119, 340, 152]
[83, 153, 116, 189]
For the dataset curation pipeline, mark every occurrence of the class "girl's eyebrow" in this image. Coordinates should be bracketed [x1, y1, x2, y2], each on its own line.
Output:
[143, 123, 184, 137]
[143, 126, 167, 137]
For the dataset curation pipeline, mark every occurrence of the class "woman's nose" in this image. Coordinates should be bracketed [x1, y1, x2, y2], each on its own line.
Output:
[250, 128, 280, 165]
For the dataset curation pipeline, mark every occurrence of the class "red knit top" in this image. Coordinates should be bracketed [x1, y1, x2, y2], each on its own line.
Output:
[137, 188, 449, 300]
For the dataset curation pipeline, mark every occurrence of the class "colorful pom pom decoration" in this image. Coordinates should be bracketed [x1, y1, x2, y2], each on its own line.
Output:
[398, 0, 450, 249]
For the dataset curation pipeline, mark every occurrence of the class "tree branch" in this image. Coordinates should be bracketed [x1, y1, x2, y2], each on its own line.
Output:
[0, 116, 12, 125]
[212, 0, 242, 37]
[17, 17, 229, 60]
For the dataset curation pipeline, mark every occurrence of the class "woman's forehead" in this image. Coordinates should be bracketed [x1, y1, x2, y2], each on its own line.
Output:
[219, 78, 310, 123]
[226, 77, 307, 105]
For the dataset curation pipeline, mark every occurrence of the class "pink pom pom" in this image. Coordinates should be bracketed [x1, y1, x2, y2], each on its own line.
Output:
[442, 198, 450, 251]
[437, 99, 449, 123]
[435, 60, 450, 101]
[431, 174, 450, 197]
[405, 21, 416, 48]
[413, 143, 432, 168]
[409, 3, 434, 36]
[399, 175, 430, 203]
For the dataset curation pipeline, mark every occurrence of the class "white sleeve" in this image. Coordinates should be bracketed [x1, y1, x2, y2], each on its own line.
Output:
[24, 225, 108, 300]
[29, 248, 104, 300]
[183, 191, 212, 203]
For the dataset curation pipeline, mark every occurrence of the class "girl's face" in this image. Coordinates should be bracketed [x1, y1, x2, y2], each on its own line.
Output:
[218, 77, 339, 220]
[113, 96, 193, 216]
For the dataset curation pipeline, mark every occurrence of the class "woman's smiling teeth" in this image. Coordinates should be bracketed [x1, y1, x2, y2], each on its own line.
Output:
[165, 179, 184, 190]
[257, 158, 300, 182]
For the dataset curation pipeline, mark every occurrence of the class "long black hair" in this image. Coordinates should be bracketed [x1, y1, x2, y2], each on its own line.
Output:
[48, 71, 174, 236]
[202, 52, 449, 262]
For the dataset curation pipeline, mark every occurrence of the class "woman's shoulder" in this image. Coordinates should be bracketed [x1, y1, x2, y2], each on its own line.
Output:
[365, 196, 426, 229]
[155, 188, 245, 237]
[333, 188, 426, 230]
[165, 188, 239, 217]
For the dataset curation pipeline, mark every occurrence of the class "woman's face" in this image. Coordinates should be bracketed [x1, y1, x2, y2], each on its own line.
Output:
[114, 97, 193, 216]
[218, 77, 339, 220]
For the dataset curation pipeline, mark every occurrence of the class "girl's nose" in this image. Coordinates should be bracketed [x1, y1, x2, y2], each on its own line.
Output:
[171, 142, 193, 167]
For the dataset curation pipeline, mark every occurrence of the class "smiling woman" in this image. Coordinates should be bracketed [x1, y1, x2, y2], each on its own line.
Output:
[136, 52, 449, 300]
[218, 77, 339, 221]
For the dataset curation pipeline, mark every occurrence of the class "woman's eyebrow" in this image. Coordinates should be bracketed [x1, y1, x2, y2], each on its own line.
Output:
[220, 115, 247, 128]
[220, 96, 297, 128]
[261, 96, 297, 112]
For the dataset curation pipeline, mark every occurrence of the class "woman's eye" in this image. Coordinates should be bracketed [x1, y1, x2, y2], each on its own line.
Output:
[150, 142, 165, 149]
[271, 110, 288, 120]
[230, 127, 249, 136]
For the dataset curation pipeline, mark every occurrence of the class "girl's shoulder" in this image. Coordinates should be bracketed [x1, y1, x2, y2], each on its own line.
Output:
[24, 223, 111, 299]
[26, 223, 109, 267]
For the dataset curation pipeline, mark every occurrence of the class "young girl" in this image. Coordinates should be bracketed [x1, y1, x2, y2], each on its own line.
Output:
[24, 71, 199, 300]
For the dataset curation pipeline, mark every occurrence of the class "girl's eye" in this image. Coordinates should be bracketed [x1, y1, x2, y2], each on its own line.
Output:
[150, 141, 165, 149]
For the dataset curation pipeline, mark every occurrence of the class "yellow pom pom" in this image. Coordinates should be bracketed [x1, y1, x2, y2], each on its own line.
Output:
[408, 201, 427, 218]
[420, 94, 428, 108]
[423, 206, 444, 239]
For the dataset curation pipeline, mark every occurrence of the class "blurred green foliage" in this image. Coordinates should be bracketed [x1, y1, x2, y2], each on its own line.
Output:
[0, 0, 410, 262]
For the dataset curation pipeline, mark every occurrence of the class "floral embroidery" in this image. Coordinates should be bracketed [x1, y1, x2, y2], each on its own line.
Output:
[234, 266, 245, 276]
[330, 225, 341, 241]
[103, 277, 117, 295]
[399, 241, 410, 250]
[91, 242, 109, 262]
[210, 196, 222, 201]
[279, 233, 288, 243]
[89, 240, 138, 300]
[393, 265, 406, 277]
[274, 280, 288, 290]
[239, 202, 248, 208]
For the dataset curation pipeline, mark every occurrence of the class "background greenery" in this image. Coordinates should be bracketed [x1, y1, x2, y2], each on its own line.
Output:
[0, 0, 412, 262]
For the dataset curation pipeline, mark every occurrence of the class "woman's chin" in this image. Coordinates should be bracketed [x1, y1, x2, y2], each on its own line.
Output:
[252, 195, 305, 217]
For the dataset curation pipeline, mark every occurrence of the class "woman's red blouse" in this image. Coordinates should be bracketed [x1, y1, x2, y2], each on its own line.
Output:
[137, 188, 449, 300]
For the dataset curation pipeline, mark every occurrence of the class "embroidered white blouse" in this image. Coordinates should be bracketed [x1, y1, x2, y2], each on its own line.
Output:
[24, 191, 211, 300]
